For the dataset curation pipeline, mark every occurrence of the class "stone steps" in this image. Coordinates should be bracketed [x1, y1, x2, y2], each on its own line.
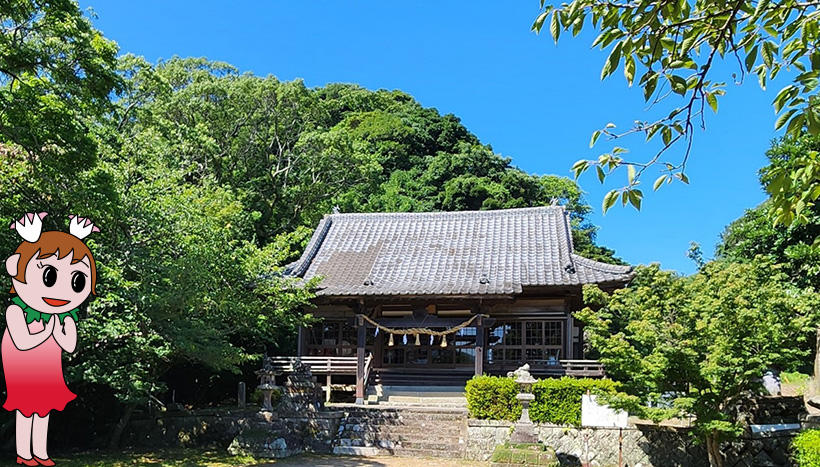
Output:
[336, 436, 463, 448]
[343, 414, 466, 423]
[365, 384, 468, 408]
[337, 433, 464, 444]
[332, 446, 383, 456]
[332, 406, 468, 458]
[390, 447, 466, 458]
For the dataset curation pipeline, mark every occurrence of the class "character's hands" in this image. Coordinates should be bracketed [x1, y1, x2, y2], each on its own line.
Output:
[44, 316, 56, 334]
[68, 215, 100, 240]
[51, 315, 77, 353]
[9, 212, 47, 243]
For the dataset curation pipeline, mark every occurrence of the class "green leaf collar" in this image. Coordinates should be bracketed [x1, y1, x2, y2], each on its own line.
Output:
[11, 296, 78, 326]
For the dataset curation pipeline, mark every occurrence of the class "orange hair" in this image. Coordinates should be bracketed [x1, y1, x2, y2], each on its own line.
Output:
[9, 231, 97, 295]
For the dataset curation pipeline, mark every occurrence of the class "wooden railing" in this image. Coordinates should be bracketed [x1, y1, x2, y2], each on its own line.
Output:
[266, 356, 359, 375]
[269, 356, 604, 378]
[560, 360, 605, 377]
[487, 359, 605, 378]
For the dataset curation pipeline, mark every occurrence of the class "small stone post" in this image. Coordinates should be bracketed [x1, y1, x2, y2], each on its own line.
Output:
[237, 381, 246, 408]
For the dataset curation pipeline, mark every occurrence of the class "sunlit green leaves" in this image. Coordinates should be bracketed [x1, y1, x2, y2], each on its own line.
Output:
[705, 92, 718, 113]
[602, 189, 619, 212]
[653, 174, 668, 191]
[532, 0, 820, 222]
[551, 11, 561, 43]
[763, 135, 820, 226]
[775, 109, 798, 131]
[624, 55, 636, 85]
[0, 0, 122, 161]
[577, 261, 820, 446]
[601, 41, 623, 80]
[667, 74, 687, 96]
[533, 11, 548, 33]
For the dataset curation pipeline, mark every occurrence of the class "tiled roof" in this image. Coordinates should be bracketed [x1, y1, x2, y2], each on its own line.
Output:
[284, 206, 633, 296]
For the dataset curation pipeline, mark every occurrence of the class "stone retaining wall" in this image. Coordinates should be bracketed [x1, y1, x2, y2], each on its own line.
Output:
[228, 410, 343, 458]
[124, 411, 797, 465]
[124, 408, 250, 448]
[468, 419, 795, 466]
[124, 409, 344, 458]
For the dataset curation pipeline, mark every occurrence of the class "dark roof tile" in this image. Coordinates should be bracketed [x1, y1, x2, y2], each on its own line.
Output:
[284, 206, 633, 296]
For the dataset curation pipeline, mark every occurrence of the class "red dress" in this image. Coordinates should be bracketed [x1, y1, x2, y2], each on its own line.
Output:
[2, 317, 76, 417]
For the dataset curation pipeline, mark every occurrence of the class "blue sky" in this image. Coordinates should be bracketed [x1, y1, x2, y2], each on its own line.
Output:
[80, 1, 788, 274]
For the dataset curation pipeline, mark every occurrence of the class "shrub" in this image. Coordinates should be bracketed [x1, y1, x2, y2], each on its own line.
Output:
[466, 375, 522, 421]
[465, 375, 618, 426]
[793, 429, 820, 466]
[490, 443, 559, 466]
[530, 377, 618, 426]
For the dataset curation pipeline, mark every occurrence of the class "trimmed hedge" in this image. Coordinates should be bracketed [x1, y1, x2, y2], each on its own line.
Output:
[466, 375, 618, 426]
[793, 429, 820, 467]
[531, 377, 618, 426]
[466, 375, 522, 421]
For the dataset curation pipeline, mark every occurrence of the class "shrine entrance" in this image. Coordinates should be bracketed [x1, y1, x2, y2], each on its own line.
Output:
[382, 326, 477, 369]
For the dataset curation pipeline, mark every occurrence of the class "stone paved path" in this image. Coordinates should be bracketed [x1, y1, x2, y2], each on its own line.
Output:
[256, 454, 487, 466]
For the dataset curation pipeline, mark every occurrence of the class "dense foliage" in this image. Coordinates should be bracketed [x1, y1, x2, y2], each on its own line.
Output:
[466, 375, 522, 421]
[1, 0, 121, 162]
[718, 133, 820, 287]
[530, 377, 618, 426]
[794, 429, 820, 467]
[0, 1, 624, 449]
[465, 375, 617, 426]
[577, 261, 820, 465]
[533, 0, 820, 222]
[110, 56, 622, 264]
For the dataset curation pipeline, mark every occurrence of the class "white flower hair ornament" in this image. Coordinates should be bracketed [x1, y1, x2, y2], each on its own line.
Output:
[68, 215, 101, 240]
[9, 212, 48, 243]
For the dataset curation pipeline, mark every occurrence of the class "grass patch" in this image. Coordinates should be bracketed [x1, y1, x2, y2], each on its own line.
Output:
[489, 443, 558, 466]
[782, 372, 812, 396]
[52, 448, 259, 467]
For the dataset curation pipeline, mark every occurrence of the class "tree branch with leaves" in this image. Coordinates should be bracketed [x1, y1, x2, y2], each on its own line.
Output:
[533, 0, 820, 221]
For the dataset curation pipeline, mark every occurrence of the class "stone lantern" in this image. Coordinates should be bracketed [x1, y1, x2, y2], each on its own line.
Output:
[255, 355, 281, 412]
[509, 363, 538, 443]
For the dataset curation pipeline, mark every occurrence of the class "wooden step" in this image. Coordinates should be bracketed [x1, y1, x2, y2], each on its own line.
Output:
[371, 369, 473, 386]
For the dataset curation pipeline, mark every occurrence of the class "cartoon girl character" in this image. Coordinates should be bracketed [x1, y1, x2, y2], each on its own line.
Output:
[3, 213, 99, 466]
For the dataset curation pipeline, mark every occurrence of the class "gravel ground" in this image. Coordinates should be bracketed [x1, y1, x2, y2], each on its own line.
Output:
[257, 454, 487, 466]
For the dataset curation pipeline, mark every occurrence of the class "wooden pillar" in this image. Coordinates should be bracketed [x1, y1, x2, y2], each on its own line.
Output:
[297, 325, 305, 356]
[355, 314, 366, 405]
[326, 374, 332, 403]
[475, 314, 485, 377]
[564, 317, 571, 360]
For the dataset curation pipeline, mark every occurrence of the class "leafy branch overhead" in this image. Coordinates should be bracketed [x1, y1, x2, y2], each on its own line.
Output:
[533, 0, 820, 219]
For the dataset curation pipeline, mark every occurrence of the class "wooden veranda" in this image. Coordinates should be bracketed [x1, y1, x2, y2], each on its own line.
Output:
[274, 313, 605, 404]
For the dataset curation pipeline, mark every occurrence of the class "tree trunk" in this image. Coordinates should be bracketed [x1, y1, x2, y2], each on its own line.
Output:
[108, 403, 136, 450]
[705, 431, 724, 467]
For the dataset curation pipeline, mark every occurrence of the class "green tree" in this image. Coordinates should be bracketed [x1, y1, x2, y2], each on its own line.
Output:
[1, 0, 121, 158]
[533, 0, 820, 222]
[718, 133, 820, 287]
[577, 262, 820, 466]
[78, 129, 319, 446]
[114, 57, 625, 264]
[0, 0, 122, 241]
